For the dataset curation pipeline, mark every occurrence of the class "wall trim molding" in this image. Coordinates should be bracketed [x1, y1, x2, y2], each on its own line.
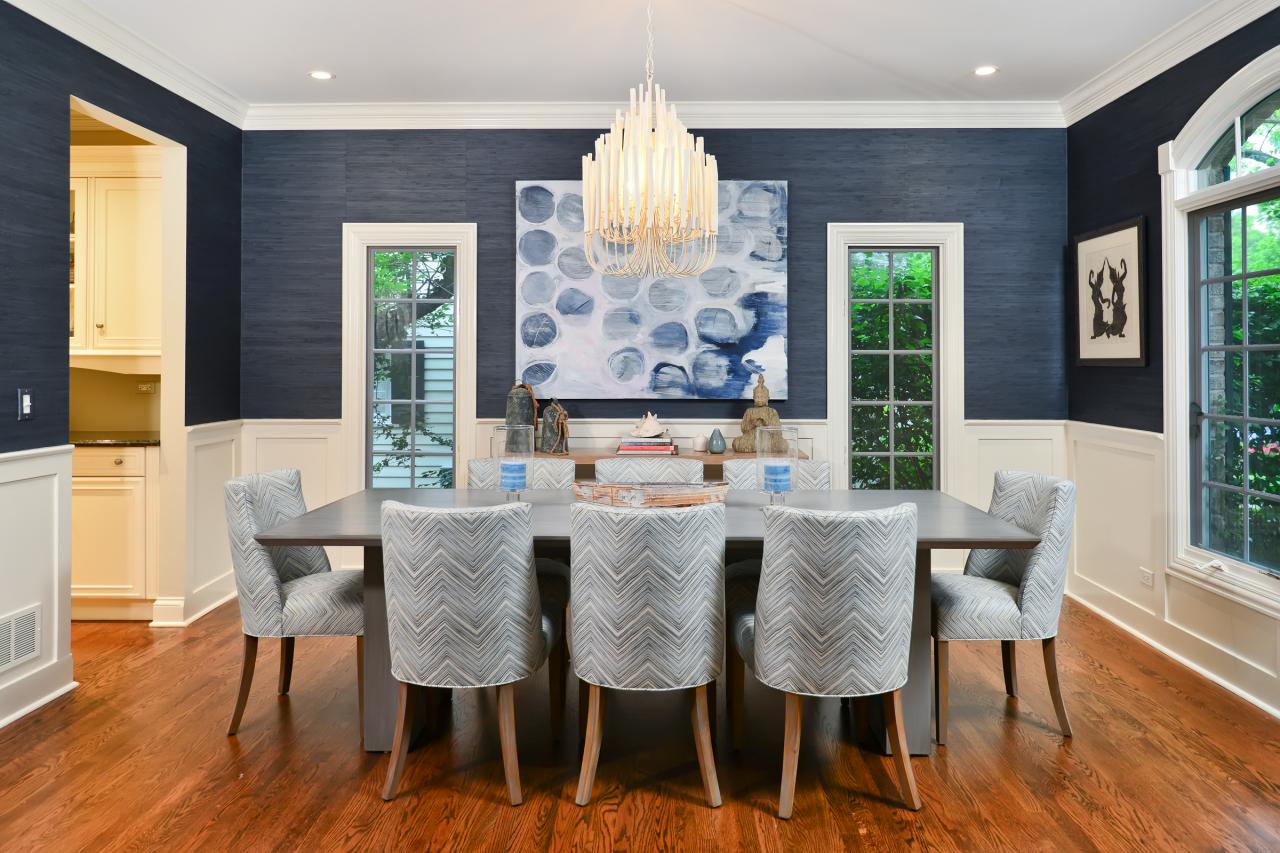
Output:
[242, 100, 1066, 131]
[1060, 0, 1280, 126]
[0, 667, 78, 730]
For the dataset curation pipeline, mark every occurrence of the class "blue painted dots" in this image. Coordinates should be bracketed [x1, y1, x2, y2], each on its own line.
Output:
[602, 308, 642, 340]
[520, 271, 556, 305]
[518, 229, 557, 266]
[695, 307, 739, 344]
[555, 287, 594, 319]
[520, 312, 558, 348]
[517, 185, 555, 223]
[607, 347, 645, 382]
[649, 322, 688, 353]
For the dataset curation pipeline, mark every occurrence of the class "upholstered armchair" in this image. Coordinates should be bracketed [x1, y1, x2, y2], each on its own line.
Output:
[594, 457, 704, 484]
[467, 457, 575, 489]
[722, 459, 832, 491]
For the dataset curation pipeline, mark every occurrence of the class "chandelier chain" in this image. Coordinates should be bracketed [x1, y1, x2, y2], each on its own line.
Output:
[645, 1, 654, 84]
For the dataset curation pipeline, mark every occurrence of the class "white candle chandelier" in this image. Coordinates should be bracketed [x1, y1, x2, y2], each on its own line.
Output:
[582, 1, 719, 279]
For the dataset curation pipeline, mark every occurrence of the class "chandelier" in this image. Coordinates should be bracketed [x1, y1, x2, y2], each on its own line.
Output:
[582, 1, 718, 279]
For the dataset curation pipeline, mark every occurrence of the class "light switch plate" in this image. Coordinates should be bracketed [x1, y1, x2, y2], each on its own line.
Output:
[16, 388, 32, 421]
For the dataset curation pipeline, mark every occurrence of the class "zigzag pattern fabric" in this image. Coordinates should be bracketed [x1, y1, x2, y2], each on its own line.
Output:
[742, 503, 918, 698]
[225, 470, 354, 638]
[569, 502, 725, 690]
[594, 457, 704, 484]
[933, 470, 1077, 641]
[467, 458, 576, 490]
[381, 500, 560, 688]
[722, 459, 832, 491]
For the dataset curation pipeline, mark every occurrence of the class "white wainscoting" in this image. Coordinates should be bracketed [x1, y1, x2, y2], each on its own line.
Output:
[0, 445, 77, 728]
[1066, 420, 1279, 716]
[175, 420, 242, 625]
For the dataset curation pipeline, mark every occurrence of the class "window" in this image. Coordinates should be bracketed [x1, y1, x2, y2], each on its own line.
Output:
[847, 249, 938, 489]
[1190, 190, 1280, 574]
[368, 248, 457, 488]
[1194, 87, 1280, 189]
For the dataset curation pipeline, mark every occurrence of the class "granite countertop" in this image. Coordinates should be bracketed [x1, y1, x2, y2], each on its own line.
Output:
[70, 430, 161, 447]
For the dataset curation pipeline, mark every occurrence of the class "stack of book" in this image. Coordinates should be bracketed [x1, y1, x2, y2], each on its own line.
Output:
[616, 436, 677, 455]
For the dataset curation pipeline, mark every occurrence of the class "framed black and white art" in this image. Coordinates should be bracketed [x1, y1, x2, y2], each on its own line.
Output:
[1073, 217, 1146, 367]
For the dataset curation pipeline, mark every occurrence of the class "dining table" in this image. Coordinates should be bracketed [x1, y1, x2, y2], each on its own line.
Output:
[255, 487, 1040, 755]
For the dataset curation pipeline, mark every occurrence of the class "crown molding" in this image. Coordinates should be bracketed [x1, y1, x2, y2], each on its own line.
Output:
[1060, 0, 1280, 126]
[242, 100, 1066, 131]
[6, 0, 248, 127]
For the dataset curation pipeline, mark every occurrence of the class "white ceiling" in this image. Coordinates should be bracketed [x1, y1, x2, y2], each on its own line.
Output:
[85, 0, 1213, 104]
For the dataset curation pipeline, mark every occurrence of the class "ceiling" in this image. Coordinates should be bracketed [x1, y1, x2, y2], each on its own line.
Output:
[85, 0, 1214, 105]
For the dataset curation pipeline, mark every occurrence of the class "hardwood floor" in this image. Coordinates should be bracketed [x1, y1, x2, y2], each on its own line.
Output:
[1, 599, 1276, 851]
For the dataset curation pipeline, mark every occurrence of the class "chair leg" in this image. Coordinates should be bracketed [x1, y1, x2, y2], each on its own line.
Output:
[575, 683, 605, 806]
[727, 645, 745, 751]
[690, 684, 722, 808]
[497, 683, 523, 806]
[1042, 637, 1073, 737]
[578, 679, 589, 749]
[883, 690, 922, 811]
[356, 635, 365, 745]
[381, 682, 417, 801]
[549, 631, 566, 744]
[778, 692, 803, 819]
[705, 678, 717, 750]
[934, 637, 949, 746]
[1001, 640, 1018, 697]
[277, 637, 295, 695]
[227, 634, 258, 736]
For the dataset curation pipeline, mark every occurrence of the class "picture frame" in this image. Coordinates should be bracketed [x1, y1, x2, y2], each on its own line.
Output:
[1072, 216, 1146, 367]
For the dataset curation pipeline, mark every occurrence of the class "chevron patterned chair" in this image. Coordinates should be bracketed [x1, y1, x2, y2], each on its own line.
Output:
[932, 470, 1077, 743]
[224, 470, 364, 738]
[727, 503, 921, 817]
[569, 501, 725, 807]
[722, 458, 832, 491]
[378, 500, 568, 805]
[467, 457, 576, 489]
[594, 456, 704, 484]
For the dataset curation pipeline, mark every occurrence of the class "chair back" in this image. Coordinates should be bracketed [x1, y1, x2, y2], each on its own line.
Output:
[381, 500, 545, 688]
[752, 503, 917, 697]
[594, 457, 704, 484]
[722, 459, 831, 490]
[965, 471, 1076, 639]
[224, 470, 331, 637]
[569, 502, 724, 690]
[467, 457, 575, 489]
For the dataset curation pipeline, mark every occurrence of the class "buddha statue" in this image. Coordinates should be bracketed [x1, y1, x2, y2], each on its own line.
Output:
[732, 373, 785, 453]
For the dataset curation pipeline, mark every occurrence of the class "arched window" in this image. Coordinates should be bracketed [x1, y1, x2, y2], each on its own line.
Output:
[1195, 87, 1280, 189]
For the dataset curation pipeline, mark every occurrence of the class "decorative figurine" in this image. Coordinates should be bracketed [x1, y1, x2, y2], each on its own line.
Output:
[692, 435, 709, 452]
[732, 372, 784, 453]
[631, 411, 667, 438]
[504, 382, 538, 452]
[538, 399, 570, 455]
[707, 428, 727, 454]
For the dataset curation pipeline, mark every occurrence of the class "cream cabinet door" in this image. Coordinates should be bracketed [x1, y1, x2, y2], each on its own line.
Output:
[69, 178, 89, 351]
[90, 177, 162, 351]
[71, 476, 147, 599]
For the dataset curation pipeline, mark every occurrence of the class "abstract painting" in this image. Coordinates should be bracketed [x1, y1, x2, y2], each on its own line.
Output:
[515, 180, 788, 399]
[1073, 217, 1146, 367]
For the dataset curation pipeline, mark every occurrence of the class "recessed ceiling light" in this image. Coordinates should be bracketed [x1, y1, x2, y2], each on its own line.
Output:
[973, 65, 999, 77]
[308, 70, 335, 81]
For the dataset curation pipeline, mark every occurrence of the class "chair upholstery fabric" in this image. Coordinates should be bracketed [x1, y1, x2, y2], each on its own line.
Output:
[594, 457, 704, 485]
[381, 500, 561, 689]
[467, 458, 576, 490]
[281, 571, 365, 636]
[932, 471, 1077, 641]
[569, 502, 725, 690]
[225, 470, 356, 638]
[731, 503, 918, 698]
[722, 459, 832, 491]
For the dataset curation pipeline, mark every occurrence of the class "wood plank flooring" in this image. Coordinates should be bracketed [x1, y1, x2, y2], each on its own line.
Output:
[0, 599, 1276, 851]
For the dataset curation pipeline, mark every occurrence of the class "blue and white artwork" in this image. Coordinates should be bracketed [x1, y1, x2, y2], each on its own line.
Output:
[515, 180, 788, 399]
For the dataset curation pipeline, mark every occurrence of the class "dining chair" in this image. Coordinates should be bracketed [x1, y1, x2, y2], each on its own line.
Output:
[727, 503, 921, 817]
[379, 500, 568, 805]
[931, 470, 1077, 743]
[721, 459, 832, 491]
[594, 457, 704, 484]
[569, 501, 725, 807]
[467, 457, 576, 489]
[223, 469, 364, 737]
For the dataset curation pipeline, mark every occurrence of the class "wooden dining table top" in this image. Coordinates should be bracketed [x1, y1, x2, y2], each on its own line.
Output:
[255, 488, 1040, 551]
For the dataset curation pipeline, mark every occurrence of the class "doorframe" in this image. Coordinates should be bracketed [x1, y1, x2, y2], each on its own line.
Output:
[341, 223, 478, 493]
[826, 223, 965, 493]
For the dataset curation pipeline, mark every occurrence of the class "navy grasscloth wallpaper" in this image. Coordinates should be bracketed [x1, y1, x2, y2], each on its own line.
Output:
[1066, 8, 1280, 432]
[242, 128, 1067, 421]
[0, 2, 241, 454]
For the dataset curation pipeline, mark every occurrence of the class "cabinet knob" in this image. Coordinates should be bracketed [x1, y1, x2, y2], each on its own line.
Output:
[113, 457, 124, 466]
[95, 323, 104, 329]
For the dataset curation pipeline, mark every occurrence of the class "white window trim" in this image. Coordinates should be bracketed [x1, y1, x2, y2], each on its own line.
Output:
[341, 223, 478, 491]
[1159, 44, 1280, 618]
[826, 223, 964, 493]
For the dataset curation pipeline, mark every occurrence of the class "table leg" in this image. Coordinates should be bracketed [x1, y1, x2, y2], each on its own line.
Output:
[362, 546, 396, 751]
[864, 547, 933, 756]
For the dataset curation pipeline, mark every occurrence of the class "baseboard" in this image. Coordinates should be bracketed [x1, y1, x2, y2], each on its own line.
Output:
[0, 656, 77, 730]
[149, 597, 185, 626]
[72, 599, 156, 621]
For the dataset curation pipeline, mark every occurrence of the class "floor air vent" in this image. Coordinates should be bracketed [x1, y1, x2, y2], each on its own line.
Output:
[0, 605, 41, 675]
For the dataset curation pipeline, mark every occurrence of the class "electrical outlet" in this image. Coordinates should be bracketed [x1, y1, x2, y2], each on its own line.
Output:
[16, 388, 31, 421]
[1139, 567, 1154, 589]
[136, 382, 156, 395]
